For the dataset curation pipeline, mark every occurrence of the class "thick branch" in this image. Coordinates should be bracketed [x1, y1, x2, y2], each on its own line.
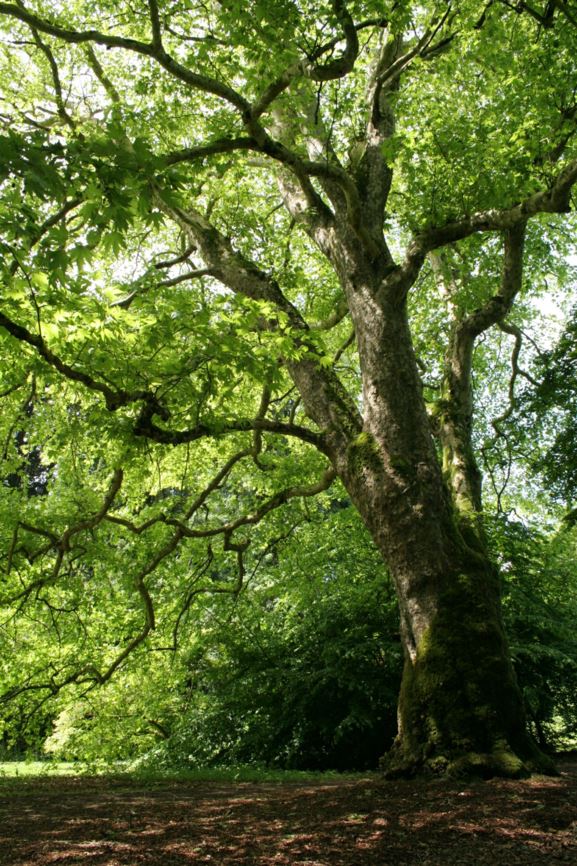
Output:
[0, 3, 250, 111]
[420, 162, 577, 249]
[356, 8, 456, 231]
[0, 307, 166, 415]
[151, 191, 362, 450]
[133, 411, 326, 451]
[437, 224, 527, 520]
[166, 136, 258, 165]
[166, 133, 369, 247]
[461, 222, 527, 338]
[393, 159, 577, 298]
[147, 0, 162, 49]
[252, 0, 367, 117]
[311, 0, 359, 81]
[354, 32, 403, 241]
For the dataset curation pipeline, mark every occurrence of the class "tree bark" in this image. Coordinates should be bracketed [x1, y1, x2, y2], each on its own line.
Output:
[297, 270, 554, 778]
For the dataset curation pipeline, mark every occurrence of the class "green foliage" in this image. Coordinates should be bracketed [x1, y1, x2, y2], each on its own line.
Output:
[522, 306, 577, 504]
[491, 517, 577, 750]
[0, 0, 577, 775]
[159, 571, 399, 772]
[39, 504, 400, 771]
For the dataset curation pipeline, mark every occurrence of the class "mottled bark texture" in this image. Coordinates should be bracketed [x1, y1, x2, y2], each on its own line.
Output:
[330, 288, 552, 779]
[262, 99, 553, 773]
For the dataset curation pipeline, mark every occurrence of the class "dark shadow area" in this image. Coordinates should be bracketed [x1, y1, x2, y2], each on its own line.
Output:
[0, 760, 576, 865]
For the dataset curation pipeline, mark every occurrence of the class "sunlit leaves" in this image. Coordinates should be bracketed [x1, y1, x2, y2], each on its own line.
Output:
[1, 0, 577, 766]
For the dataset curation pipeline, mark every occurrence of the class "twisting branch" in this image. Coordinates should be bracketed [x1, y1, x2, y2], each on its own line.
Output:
[0, 2, 251, 111]
[0, 307, 168, 415]
[392, 159, 577, 299]
[150, 188, 362, 450]
[482, 321, 540, 459]
[105, 451, 335, 555]
[7, 455, 334, 693]
[311, 0, 359, 81]
[106, 445, 256, 539]
[133, 411, 326, 451]
[0, 3, 377, 244]
[498, 321, 540, 386]
[110, 267, 214, 309]
[151, 188, 325, 320]
[154, 244, 197, 270]
[460, 222, 528, 339]
[26, 22, 76, 130]
[0, 204, 343, 455]
[163, 466, 337, 542]
[251, 0, 367, 118]
[3, 468, 124, 602]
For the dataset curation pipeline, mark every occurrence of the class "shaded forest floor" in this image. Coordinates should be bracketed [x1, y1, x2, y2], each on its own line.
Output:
[1, 758, 576, 865]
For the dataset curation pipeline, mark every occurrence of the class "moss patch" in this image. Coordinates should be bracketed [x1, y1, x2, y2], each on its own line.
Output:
[346, 431, 382, 474]
[382, 563, 557, 780]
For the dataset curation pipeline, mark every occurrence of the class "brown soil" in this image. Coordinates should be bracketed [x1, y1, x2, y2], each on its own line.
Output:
[1, 759, 576, 865]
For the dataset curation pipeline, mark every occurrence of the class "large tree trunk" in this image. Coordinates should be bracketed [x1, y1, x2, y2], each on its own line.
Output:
[304, 283, 554, 778]
[385, 549, 549, 779]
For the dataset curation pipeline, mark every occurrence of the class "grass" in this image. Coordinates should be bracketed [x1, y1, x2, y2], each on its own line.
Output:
[0, 761, 90, 778]
[0, 760, 369, 785]
[125, 764, 368, 784]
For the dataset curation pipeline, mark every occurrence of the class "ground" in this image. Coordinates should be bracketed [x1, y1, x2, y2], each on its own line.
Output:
[1, 759, 576, 865]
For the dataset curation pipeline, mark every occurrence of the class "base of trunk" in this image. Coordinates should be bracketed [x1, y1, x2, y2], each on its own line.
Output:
[381, 738, 557, 780]
[382, 561, 558, 780]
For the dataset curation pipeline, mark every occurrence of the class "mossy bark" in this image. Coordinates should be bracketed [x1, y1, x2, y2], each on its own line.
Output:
[288, 249, 553, 779]
[330, 291, 553, 779]
[341, 458, 554, 778]
[381, 556, 556, 779]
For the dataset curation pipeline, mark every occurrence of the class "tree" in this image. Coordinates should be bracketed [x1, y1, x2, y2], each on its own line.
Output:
[0, 0, 576, 777]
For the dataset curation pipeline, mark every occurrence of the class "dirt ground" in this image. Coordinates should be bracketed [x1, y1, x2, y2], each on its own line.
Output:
[1, 759, 576, 865]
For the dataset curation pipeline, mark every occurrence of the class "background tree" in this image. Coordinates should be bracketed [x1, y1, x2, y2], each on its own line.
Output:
[1, 0, 577, 777]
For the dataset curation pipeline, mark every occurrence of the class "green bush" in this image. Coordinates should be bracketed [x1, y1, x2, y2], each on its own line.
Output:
[148, 567, 401, 771]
